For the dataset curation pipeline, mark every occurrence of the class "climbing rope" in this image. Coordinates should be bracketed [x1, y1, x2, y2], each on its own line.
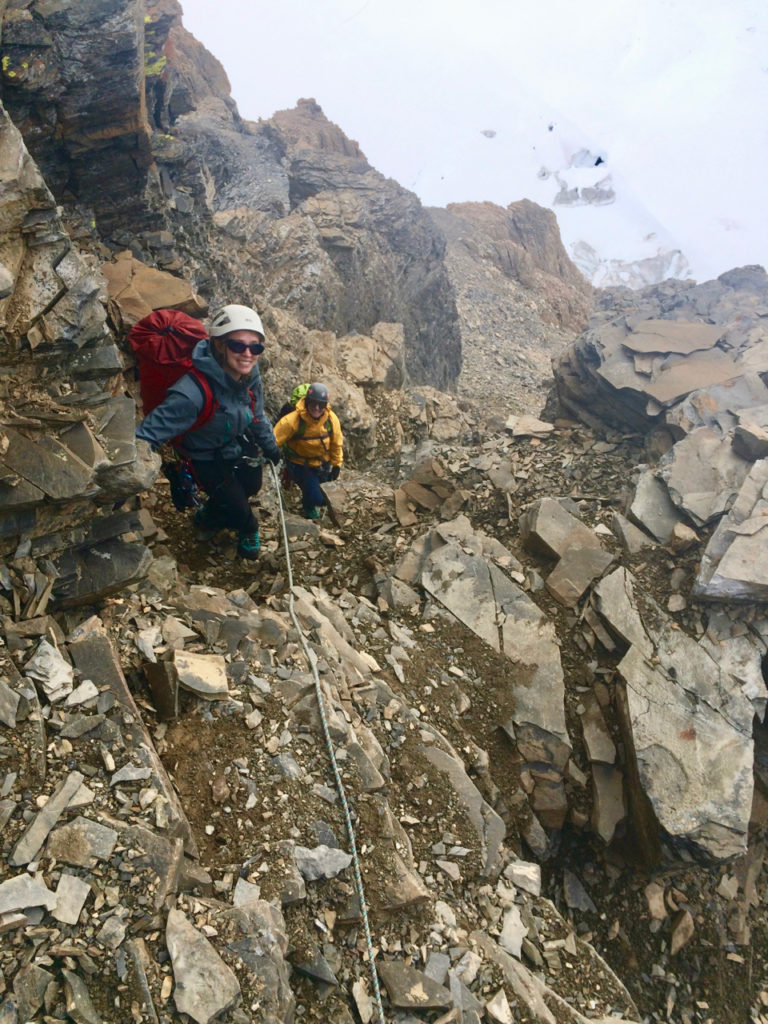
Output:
[266, 463, 388, 1024]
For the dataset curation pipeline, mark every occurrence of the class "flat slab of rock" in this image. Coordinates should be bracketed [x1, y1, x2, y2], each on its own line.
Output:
[422, 542, 500, 649]
[610, 512, 655, 554]
[617, 642, 754, 858]
[10, 771, 84, 866]
[46, 815, 118, 867]
[591, 763, 626, 844]
[545, 546, 614, 607]
[173, 650, 229, 699]
[667, 372, 768, 437]
[499, 904, 526, 957]
[62, 969, 102, 1024]
[643, 349, 742, 406]
[166, 908, 241, 1024]
[505, 414, 555, 437]
[0, 873, 58, 914]
[621, 318, 723, 355]
[497, 583, 570, 752]
[695, 458, 768, 601]
[13, 964, 53, 1021]
[580, 692, 616, 764]
[377, 961, 452, 1009]
[52, 874, 91, 925]
[519, 497, 602, 559]
[422, 743, 505, 876]
[51, 532, 153, 609]
[502, 860, 541, 897]
[659, 426, 751, 526]
[596, 332, 741, 407]
[592, 568, 654, 658]
[68, 623, 198, 857]
[1, 426, 95, 500]
[214, 899, 295, 1021]
[629, 469, 685, 543]
[0, 677, 21, 728]
[418, 526, 569, 767]
[103, 251, 206, 321]
[294, 844, 352, 881]
[594, 567, 763, 859]
[394, 487, 419, 526]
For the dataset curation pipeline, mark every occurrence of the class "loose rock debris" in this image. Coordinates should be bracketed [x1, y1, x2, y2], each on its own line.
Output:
[2, 413, 767, 1024]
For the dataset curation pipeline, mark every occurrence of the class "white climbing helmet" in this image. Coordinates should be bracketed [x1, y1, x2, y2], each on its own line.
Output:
[209, 304, 265, 341]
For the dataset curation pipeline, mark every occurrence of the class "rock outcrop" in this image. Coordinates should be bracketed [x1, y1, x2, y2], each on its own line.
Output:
[431, 200, 593, 422]
[552, 267, 768, 604]
[1, 0, 463, 389]
[0, 0, 156, 234]
[553, 267, 768, 438]
[0, 101, 158, 609]
[173, 96, 463, 388]
[432, 200, 593, 335]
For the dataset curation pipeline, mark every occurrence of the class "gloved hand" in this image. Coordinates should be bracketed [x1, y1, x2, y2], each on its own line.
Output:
[330, 465, 340, 480]
[263, 446, 281, 466]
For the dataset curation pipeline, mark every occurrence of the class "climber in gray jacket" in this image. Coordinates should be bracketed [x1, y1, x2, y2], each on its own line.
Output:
[136, 304, 281, 559]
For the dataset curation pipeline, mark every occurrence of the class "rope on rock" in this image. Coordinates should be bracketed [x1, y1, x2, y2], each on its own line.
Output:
[266, 463, 387, 1024]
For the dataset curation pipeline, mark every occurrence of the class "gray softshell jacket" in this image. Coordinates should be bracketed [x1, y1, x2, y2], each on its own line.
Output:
[136, 338, 278, 461]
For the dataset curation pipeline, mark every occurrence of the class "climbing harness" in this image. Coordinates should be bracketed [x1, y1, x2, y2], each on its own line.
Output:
[265, 463, 388, 1024]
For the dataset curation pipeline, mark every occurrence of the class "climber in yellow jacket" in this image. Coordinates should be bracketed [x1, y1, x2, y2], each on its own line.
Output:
[273, 382, 344, 519]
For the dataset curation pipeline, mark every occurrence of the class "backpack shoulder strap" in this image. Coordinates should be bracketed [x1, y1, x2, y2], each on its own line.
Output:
[286, 414, 333, 465]
[187, 368, 217, 431]
[292, 413, 332, 440]
[171, 369, 218, 451]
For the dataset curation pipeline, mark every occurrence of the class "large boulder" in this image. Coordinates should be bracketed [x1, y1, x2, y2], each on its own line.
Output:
[0, 103, 158, 610]
[553, 270, 768, 437]
[592, 568, 766, 859]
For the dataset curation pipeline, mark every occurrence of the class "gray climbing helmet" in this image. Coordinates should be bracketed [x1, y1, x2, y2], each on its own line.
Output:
[306, 382, 329, 405]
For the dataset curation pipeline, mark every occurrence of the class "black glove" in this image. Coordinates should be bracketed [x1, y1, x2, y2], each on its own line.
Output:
[330, 465, 340, 480]
[240, 436, 260, 459]
[264, 447, 281, 465]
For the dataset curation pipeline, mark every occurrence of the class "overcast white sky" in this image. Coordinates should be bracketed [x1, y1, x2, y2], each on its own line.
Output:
[178, 0, 768, 284]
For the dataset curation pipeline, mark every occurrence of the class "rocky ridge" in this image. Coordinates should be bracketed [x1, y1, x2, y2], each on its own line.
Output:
[428, 202, 592, 425]
[0, 0, 462, 390]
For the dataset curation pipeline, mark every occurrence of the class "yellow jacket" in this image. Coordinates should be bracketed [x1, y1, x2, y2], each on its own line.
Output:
[273, 398, 344, 468]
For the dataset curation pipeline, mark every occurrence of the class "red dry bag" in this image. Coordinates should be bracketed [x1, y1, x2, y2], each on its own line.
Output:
[128, 308, 210, 417]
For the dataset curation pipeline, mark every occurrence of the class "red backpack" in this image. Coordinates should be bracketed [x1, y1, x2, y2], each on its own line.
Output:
[128, 309, 216, 442]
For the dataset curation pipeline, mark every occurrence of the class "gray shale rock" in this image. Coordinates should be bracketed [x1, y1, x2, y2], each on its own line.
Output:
[695, 458, 768, 601]
[594, 567, 765, 858]
[166, 908, 241, 1024]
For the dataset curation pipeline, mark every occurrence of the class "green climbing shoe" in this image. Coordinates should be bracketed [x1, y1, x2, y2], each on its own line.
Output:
[237, 529, 261, 559]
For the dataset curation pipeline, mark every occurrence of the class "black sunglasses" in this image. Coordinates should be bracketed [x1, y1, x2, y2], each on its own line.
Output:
[226, 339, 264, 355]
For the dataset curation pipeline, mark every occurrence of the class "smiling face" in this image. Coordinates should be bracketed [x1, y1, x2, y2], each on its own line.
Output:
[219, 329, 263, 380]
[306, 398, 327, 420]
